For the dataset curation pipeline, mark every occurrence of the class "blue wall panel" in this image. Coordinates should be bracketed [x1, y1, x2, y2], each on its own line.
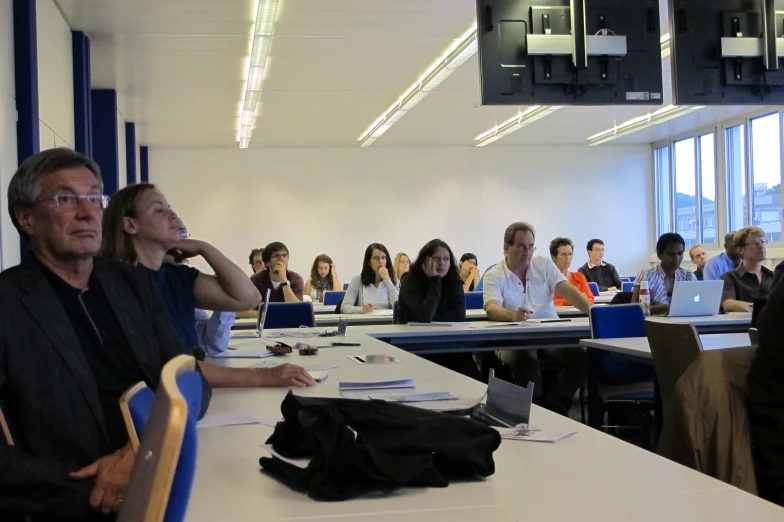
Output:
[91, 89, 119, 195]
[13, 0, 39, 163]
[140, 146, 149, 183]
[125, 122, 136, 185]
[72, 31, 92, 156]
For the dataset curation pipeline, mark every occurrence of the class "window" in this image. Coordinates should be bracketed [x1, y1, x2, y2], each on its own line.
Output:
[654, 146, 672, 236]
[699, 134, 717, 244]
[725, 124, 747, 232]
[749, 113, 782, 242]
[674, 137, 697, 248]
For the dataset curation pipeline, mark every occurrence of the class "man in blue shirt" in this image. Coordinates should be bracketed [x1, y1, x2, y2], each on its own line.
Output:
[703, 232, 741, 280]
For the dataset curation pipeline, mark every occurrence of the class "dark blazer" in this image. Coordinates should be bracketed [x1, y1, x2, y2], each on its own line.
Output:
[0, 255, 211, 520]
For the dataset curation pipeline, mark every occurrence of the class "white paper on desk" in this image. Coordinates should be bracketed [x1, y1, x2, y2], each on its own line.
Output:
[339, 378, 415, 391]
[259, 416, 283, 427]
[367, 391, 458, 402]
[197, 412, 261, 429]
[263, 444, 311, 469]
[494, 427, 577, 443]
[213, 349, 278, 359]
[308, 370, 330, 383]
[407, 322, 470, 327]
[367, 309, 394, 316]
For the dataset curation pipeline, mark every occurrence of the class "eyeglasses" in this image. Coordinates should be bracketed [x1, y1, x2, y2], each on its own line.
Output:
[271, 253, 289, 260]
[36, 194, 109, 209]
[514, 244, 537, 253]
[744, 240, 768, 248]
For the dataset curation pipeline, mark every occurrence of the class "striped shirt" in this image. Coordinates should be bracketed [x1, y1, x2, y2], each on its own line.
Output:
[634, 265, 697, 305]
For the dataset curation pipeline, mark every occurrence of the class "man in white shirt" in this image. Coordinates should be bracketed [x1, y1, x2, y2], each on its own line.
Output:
[484, 222, 593, 415]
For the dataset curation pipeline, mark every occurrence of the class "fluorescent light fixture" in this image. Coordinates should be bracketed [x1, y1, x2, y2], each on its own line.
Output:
[238, 0, 280, 149]
[474, 106, 563, 147]
[474, 35, 675, 147]
[586, 104, 706, 145]
[358, 24, 478, 147]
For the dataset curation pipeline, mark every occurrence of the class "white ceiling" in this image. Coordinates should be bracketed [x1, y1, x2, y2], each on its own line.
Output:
[56, 0, 766, 150]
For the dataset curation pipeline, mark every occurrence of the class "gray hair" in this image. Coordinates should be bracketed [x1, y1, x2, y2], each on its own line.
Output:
[8, 148, 102, 240]
[504, 221, 536, 245]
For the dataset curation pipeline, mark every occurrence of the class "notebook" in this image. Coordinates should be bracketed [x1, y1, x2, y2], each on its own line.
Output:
[230, 289, 271, 339]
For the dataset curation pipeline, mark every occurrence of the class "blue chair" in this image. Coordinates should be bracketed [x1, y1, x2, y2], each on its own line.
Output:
[587, 282, 600, 296]
[621, 277, 631, 283]
[323, 291, 345, 306]
[627, 276, 636, 282]
[343, 283, 349, 290]
[622, 282, 635, 293]
[265, 302, 316, 329]
[119, 355, 199, 522]
[589, 305, 655, 449]
[464, 292, 484, 310]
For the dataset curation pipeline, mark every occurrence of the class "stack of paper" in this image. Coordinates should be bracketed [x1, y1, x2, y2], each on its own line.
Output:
[308, 370, 330, 383]
[367, 391, 458, 402]
[494, 427, 577, 443]
[212, 349, 278, 359]
[338, 379, 414, 391]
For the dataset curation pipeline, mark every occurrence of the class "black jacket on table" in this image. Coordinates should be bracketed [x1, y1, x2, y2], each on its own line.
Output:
[398, 274, 465, 324]
[747, 276, 784, 506]
[0, 255, 211, 521]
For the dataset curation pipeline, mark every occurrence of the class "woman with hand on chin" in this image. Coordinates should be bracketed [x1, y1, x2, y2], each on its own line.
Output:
[341, 243, 398, 314]
[101, 183, 315, 388]
[459, 253, 481, 292]
[398, 239, 481, 380]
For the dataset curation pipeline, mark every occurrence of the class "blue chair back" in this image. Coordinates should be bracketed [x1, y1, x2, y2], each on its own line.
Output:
[343, 283, 349, 290]
[622, 282, 634, 292]
[590, 305, 654, 384]
[621, 277, 631, 283]
[587, 282, 600, 296]
[627, 276, 636, 282]
[323, 291, 345, 306]
[265, 302, 316, 329]
[465, 292, 484, 310]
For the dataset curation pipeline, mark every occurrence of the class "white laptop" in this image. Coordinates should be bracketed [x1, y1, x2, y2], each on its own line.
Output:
[230, 289, 271, 339]
[668, 280, 724, 317]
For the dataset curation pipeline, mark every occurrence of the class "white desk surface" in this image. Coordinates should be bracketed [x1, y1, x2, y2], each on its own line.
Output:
[193, 333, 781, 522]
[581, 332, 752, 360]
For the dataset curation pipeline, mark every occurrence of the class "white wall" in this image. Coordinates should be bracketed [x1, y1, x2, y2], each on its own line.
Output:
[151, 146, 653, 279]
[0, 0, 19, 268]
[117, 111, 127, 188]
[37, 0, 74, 149]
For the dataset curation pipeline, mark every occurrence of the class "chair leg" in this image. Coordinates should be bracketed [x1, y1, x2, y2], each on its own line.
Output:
[579, 386, 586, 424]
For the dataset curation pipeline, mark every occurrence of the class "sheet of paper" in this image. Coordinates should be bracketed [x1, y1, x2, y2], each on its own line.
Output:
[259, 416, 283, 427]
[367, 309, 394, 316]
[213, 349, 277, 359]
[338, 378, 415, 391]
[263, 444, 311, 469]
[197, 412, 261, 429]
[494, 427, 577, 443]
[367, 391, 458, 402]
[407, 322, 470, 327]
[308, 370, 330, 383]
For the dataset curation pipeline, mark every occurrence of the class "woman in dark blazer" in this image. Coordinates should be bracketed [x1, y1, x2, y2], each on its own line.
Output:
[398, 239, 481, 380]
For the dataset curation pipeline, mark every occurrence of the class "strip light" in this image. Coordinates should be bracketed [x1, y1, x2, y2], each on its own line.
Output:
[358, 25, 478, 147]
[238, 0, 280, 149]
[586, 104, 705, 145]
[475, 106, 564, 146]
[475, 33, 674, 147]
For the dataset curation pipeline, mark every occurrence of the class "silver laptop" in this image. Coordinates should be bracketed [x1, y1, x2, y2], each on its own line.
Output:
[230, 289, 271, 339]
[668, 280, 724, 317]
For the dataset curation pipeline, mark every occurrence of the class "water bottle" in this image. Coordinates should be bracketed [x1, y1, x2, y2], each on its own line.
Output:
[639, 280, 651, 317]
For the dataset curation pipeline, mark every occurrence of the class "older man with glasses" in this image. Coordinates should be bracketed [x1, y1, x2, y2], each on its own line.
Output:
[720, 226, 774, 313]
[250, 241, 304, 303]
[0, 148, 211, 520]
[483, 222, 593, 416]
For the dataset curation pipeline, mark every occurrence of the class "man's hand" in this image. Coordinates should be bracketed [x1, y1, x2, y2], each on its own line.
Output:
[69, 443, 135, 514]
[363, 302, 375, 313]
[512, 306, 533, 322]
[607, 286, 618, 292]
[260, 364, 316, 387]
[470, 266, 480, 282]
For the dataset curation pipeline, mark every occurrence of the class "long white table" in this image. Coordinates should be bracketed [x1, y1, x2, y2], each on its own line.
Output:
[581, 332, 753, 360]
[188, 332, 783, 521]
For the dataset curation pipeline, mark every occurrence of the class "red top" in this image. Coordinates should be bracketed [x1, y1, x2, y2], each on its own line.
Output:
[553, 271, 595, 307]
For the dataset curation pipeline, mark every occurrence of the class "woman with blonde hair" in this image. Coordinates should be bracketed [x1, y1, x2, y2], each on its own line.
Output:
[101, 183, 315, 388]
[393, 252, 411, 284]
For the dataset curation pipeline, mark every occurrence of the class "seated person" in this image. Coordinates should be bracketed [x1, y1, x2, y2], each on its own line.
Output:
[632, 233, 696, 315]
[689, 244, 708, 280]
[394, 252, 411, 285]
[195, 308, 236, 356]
[484, 222, 593, 415]
[578, 239, 623, 291]
[249, 246, 265, 274]
[398, 240, 481, 380]
[720, 226, 773, 313]
[774, 259, 784, 289]
[549, 237, 594, 307]
[250, 242, 304, 303]
[704, 232, 741, 280]
[459, 252, 481, 292]
[304, 254, 341, 303]
[748, 272, 784, 506]
[101, 184, 315, 389]
[0, 148, 211, 519]
[342, 243, 398, 313]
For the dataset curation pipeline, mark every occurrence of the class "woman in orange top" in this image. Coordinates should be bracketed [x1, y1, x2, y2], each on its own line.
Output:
[550, 237, 595, 307]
